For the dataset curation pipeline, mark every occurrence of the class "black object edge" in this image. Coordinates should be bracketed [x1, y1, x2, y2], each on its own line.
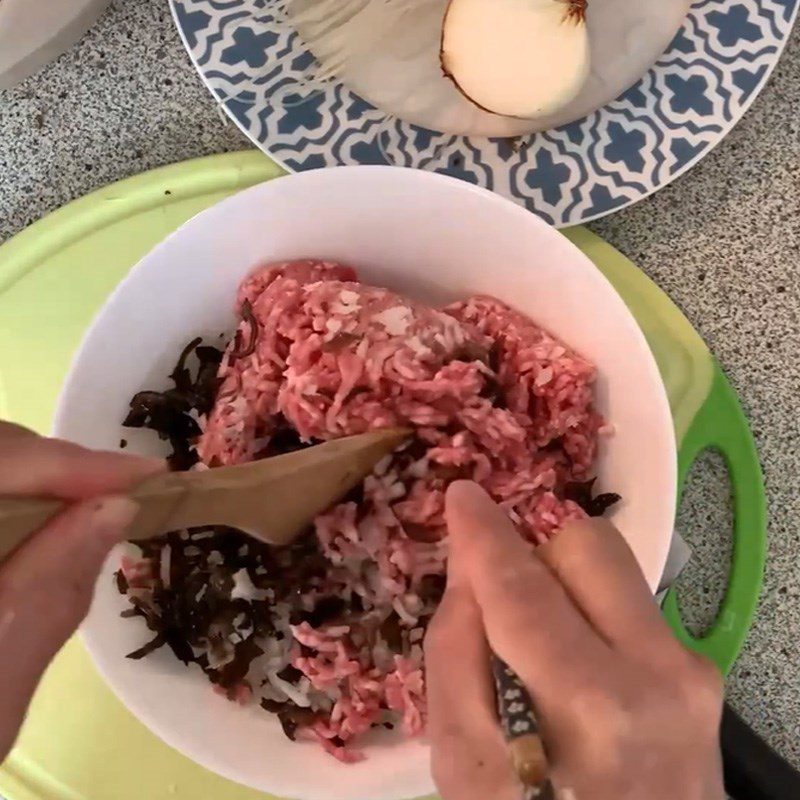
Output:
[723, 702, 800, 799]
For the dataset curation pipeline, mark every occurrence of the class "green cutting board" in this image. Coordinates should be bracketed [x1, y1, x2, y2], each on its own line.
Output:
[0, 152, 766, 800]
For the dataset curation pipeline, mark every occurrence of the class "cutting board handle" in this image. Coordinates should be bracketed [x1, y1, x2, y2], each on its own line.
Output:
[662, 362, 767, 676]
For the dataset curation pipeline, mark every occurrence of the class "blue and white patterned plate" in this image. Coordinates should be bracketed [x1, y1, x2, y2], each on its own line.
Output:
[171, 0, 798, 227]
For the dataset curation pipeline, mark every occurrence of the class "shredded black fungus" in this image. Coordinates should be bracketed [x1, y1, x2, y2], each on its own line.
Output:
[342, 481, 366, 508]
[276, 664, 304, 684]
[298, 643, 315, 658]
[209, 637, 264, 687]
[543, 436, 565, 453]
[402, 523, 443, 544]
[118, 526, 283, 682]
[122, 337, 223, 470]
[259, 699, 317, 740]
[429, 463, 472, 482]
[487, 342, 503, 374]
[405, 440, 429, 463]
[291, 595, 347, 629]
[380, 615, 404, 653]
[453, 341, 490, 365]
[279, 716, 298, 742]
[260, 417, 317, 458]
[229, 299, 259, 360]
[260, 698, 286, 713]
[418, 574, 446, 606]
[479, 374, 504, 408]
[562, 479, 622, 518]
[321, 332, 361, 353]
[114, 569, 128, 594]
[126, 632, 167, 660]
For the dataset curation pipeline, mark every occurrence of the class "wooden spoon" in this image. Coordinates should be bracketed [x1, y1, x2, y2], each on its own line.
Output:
[0, 428, 410, 561]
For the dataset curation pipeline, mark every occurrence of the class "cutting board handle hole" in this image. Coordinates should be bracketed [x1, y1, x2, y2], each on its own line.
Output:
[673, 448, 733, 639]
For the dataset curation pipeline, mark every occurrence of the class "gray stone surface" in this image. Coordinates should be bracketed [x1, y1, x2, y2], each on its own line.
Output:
[1, 0, 798, 779]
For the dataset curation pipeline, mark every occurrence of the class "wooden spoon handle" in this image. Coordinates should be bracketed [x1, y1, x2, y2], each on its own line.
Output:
[0, 496, 64, 561]
[0, 483, 186, 563]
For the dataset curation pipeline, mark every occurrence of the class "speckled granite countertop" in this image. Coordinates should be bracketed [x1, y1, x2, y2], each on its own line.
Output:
[1, 0, 799, 777]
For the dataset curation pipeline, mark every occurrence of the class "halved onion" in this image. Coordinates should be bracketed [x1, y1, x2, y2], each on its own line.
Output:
[440, 0, 590, 119]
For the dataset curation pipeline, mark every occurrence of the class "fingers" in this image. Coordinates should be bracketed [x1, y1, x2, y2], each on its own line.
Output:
[0, 421, 37, 440]
[0, 496, 138, 760]
[0, 432, 164, 500]
[444, 482, 612, 709]
[426, 583, 520, 800]
[0, 425, 162, 760]
[535, 519, 678, 657]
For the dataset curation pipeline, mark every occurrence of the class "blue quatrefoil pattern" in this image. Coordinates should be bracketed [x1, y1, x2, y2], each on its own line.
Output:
[171, 0, 798, 226]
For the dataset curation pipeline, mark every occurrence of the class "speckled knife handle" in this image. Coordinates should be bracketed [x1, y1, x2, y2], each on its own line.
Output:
[492, 656, 550, 794]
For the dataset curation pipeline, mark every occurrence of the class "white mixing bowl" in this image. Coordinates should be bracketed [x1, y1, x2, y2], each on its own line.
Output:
[54, 166, 676, 800]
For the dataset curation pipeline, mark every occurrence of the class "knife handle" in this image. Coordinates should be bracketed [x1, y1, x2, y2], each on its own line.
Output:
[492, 656, 549, 792]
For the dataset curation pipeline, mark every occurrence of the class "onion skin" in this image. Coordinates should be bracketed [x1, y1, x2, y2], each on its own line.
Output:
[565, 0, 588, 24]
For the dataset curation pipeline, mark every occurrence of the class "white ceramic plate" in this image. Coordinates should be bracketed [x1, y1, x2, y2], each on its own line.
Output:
[54, 166, 677, 800]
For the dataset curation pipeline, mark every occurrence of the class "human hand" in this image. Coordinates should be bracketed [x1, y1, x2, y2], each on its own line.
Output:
[426, 481, 724, 800]
[0, 422, 164, 761]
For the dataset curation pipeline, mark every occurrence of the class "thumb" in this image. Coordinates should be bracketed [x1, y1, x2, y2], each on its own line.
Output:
[445, 480, 532, 587]
[444, 481, 608, 705]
